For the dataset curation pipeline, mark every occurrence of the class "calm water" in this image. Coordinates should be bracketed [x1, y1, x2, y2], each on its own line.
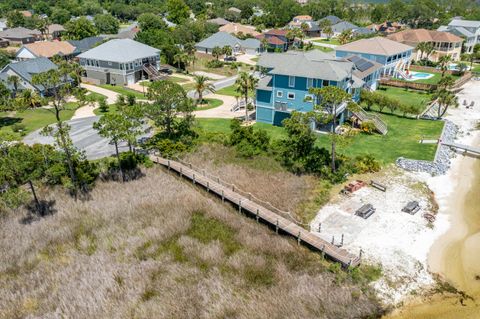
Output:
[386, 160, 480, 319]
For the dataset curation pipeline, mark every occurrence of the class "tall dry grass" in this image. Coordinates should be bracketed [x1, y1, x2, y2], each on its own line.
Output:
[0, 166, 382, 319]
[183, 144, 318, 215]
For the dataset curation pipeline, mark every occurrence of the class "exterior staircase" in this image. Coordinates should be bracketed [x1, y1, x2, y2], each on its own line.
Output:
[142, 64, 163, 80]
[419, 99, 440, 120]
[351, 107, 388, 135]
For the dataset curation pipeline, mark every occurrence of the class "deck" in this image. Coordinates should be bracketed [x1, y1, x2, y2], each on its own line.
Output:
[442, 142, 480, 156]
[151, 155, 361, 268]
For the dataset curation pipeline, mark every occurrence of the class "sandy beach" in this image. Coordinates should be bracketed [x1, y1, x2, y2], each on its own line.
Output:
[311, 80, 480, 310]
[384, 80, 480, 318]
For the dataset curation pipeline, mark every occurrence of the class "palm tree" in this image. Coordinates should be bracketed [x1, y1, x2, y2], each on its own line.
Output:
[260, 37, 269, 52]
[338, 29, 353, 45]
[438, 55, 452, 77]
[193, 75, 215, 104]
[423, 42, 434, 60]
[18, 89, 42, 109]
[323, 26, 333, 40]
[173, 51, 188, 70]
[434, 75, 457, 118]
[7, 75, 20, 97]
[416, 42, 427, 60]
[211, 46, 223, 60]
[222, 45, 233, 58]
[235, 72, 258, 122]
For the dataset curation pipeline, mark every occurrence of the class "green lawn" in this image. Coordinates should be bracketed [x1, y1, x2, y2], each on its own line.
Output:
[0, 102, 78, 140]
[311, 38, 340, 45]
[216, 85, 254, 97]
[93, 104, 119, 116]
[168, 76, 189, 83]
[195, 98, 224, 111]
[196, 114, 444, 164]
[87, 92, 108, 102]
[376, 86, 432, 108]
[98, 84, 146, 99]
[316, 46, 334, 53]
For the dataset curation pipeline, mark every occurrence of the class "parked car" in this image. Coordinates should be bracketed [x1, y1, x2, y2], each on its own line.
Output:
[159, 67, 173, 74]
[224, 56, 237, 62]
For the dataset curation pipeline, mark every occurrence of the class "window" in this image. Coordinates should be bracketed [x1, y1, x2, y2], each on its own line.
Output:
[322, 80, 329, 87]
[108, 61, 112, 66]
[307, 78, 313, 89]
[276, 90, 283, 98]
[130, 63, 133, 69]
[288, 76, 295, 87]
[287, 92, 295, 100]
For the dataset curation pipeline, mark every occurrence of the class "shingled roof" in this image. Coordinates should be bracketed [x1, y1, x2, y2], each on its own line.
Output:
[336, 36, 413, 56]
[387, 28, 463, 44]
[78, 39, 160, 63]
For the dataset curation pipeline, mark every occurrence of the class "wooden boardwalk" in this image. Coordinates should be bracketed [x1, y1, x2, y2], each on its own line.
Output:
[442, 142, 480, 156]
[151, 155, 361, 268]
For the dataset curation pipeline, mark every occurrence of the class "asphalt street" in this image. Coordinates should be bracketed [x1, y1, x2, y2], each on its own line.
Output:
[23, 116, 134, 160]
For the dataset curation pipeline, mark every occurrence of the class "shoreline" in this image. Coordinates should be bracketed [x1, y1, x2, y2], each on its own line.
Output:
[384, 80, 480, 318]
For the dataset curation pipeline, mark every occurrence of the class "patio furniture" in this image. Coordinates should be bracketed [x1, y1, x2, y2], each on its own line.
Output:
[370, 180, 386, 192]
[402, 201, 420, 215]
[355, 204, 376, 219]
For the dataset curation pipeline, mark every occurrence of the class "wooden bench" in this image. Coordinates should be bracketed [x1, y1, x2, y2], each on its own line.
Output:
[402, 201, 420, 215]
[370, 180, 386, 192]
[355, 204, 376, 219]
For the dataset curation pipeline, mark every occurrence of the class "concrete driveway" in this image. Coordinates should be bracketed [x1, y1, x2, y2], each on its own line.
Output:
[23, 116, 133, 160]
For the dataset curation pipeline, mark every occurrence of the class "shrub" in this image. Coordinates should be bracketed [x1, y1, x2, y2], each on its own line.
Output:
[154, 139, 187, 158]
[353, 154, 381, 173]
[206, 60, 224, 68]
[11, 123, 26, 134]
[360, 120, 376, 134]
[228, 119, 270, 157]
[126, 93, 136, 106]
[98, 98, 108, 112]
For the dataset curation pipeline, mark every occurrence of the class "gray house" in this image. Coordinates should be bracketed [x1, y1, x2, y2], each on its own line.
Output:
[0, 27, 41, 45]
[196, 31, 261, 55]
[78, 39, 161, 85]
[0, 57, 65, 96]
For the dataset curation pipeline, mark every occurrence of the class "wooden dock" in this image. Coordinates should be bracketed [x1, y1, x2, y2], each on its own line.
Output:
[442, 142, 480, 156]
[151, 155, 361, 268]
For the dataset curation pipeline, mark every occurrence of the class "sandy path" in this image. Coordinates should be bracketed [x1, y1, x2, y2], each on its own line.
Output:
[194, 94, 245, 118]
[71, 103, 98, 119]
[80, 83, 118, 104]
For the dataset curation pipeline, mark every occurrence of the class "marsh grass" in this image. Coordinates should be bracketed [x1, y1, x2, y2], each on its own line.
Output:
[0, 167, 383, 319]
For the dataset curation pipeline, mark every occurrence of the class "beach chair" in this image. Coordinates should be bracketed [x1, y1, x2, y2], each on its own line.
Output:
[402, 201, 420, 215]
[355, 204, 376, 219]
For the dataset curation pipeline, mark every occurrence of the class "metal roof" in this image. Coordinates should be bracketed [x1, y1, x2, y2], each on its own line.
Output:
[78, 39, 160, 63]
[196, 32, 260, 50]
[448, 19, 480, 28]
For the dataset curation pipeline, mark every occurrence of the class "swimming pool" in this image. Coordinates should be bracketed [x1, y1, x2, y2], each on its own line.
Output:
[404, 71, 434, 81]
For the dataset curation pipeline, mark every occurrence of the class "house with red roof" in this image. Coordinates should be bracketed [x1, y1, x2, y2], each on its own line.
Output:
[256, 29, 293, 52]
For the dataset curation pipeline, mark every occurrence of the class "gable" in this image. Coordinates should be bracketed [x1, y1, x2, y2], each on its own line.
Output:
[16, 47, 37, 60]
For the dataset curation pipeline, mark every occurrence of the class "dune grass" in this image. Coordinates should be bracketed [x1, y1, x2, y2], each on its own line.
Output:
[0, 167, 383, 318]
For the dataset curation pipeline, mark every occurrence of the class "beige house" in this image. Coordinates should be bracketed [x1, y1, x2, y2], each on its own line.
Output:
[16, 41, 76, 60]
[387, 29, 463, 62]
[219, 23, 260, 37]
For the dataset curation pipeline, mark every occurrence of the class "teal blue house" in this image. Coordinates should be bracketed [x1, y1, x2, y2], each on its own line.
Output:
[256, 50, 382, 128]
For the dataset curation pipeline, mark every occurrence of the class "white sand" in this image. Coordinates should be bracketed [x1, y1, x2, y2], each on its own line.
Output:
[310, 80, 480, 304]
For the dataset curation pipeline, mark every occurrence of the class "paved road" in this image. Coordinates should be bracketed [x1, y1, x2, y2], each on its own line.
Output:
[23, 116, 133, 160]
[24, 76, 242, 160]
